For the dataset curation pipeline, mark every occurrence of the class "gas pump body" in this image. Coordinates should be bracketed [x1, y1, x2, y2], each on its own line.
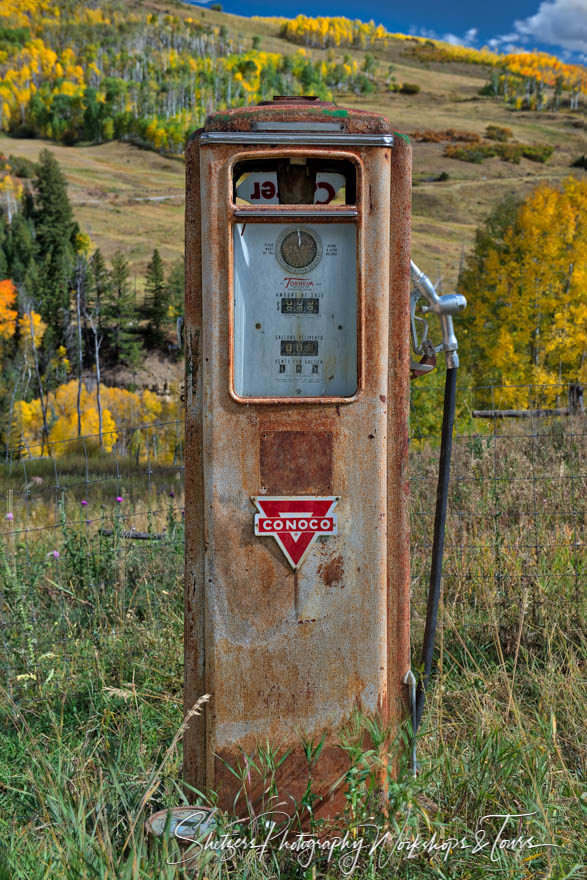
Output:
[185, 98, 411, 816]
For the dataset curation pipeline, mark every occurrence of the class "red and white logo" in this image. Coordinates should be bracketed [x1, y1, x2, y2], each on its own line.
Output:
[253, 496, 338, 570]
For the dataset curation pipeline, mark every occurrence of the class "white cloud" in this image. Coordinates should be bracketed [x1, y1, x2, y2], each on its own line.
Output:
[514, 0, 587, 53]
[410, 26, 479, 47]
[487, 32, 529, 52]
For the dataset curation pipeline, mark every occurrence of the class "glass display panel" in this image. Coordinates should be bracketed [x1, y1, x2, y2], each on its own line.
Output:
[233, 158, 356, 206]
[233, 222, 357, 398]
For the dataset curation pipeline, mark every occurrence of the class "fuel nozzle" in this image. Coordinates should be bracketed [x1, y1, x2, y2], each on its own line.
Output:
[410, 260, 467, 370]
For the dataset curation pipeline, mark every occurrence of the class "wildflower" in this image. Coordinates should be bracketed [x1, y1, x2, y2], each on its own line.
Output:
[50, 550, 60, 559]
[81, 499, 88, 506]
[169, 490, 175, 498]
[116, 496, 123, 503]
[5, 512, 13, 520]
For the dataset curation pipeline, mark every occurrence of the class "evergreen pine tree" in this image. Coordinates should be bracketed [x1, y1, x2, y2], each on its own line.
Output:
[3, 212, 34, 284]
[142, 248, 168, 346]
[103, 250, 142, 367]
[166, 257, 184, 320]
[32, 149, 78, 334]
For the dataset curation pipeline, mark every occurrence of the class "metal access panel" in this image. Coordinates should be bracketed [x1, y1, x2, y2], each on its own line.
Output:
[184, 97, 412, 820]
[233, 222, 357, 398]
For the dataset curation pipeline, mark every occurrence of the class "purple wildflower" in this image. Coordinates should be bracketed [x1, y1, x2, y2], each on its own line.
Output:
[5, 512, 13, 521]
[51, 550, 60, 559]
[116, 496, 123, 503]
[81, 500, 88, 506]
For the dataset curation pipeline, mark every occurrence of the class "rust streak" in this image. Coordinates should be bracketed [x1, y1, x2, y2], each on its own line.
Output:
[318, 554, 344, 587]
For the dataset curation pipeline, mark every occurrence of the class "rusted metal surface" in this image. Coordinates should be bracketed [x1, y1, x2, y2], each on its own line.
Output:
[204, 96, 393, 135]
[260, 430, 333, 494]
[226, 147, 364, 406]
[184, 98, 411, 817]
[387, 133, 412, 766]
[318, 554, 344, 587]
[213, 743, 350, 820]
[183, 131, 206, 794]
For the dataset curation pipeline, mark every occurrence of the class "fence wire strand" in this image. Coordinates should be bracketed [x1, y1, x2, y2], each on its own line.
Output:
[409, 381, 585, 644]
[0, 385, 585, 682]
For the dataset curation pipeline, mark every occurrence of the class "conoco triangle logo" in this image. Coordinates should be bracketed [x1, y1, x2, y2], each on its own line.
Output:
[253, 496, 339, 570]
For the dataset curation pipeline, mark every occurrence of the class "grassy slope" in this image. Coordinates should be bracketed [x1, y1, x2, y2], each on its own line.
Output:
[1, 0, 584, 291]
[0, 137, 186, 280]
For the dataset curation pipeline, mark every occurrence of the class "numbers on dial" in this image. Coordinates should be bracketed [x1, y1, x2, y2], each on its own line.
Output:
[275, 227, 323, 275]
[281, 297, 319, 314]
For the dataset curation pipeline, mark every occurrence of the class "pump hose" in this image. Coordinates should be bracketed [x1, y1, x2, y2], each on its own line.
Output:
[414, 365, 458, 731]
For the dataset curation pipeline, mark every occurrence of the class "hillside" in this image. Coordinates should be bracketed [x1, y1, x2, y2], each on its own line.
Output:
[0, 0, 585, 418]
[1, 0, 584, 288]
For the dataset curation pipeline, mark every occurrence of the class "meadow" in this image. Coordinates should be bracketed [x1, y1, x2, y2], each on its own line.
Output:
[0, 399, 584, 879]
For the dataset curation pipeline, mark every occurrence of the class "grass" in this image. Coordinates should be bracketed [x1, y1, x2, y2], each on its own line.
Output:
[0, 413, 584, 878]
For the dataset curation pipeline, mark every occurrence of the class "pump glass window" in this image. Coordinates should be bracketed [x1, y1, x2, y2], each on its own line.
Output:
[234, 158, 356, 206]
[233, 223, 357, 398]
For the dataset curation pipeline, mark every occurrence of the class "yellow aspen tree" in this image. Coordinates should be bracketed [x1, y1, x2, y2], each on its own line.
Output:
[458, 178, 587, 407]
[0, 279, 18, 339]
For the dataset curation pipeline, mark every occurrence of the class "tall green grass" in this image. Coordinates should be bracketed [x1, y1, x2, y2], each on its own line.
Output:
[0, 421, 584, 878]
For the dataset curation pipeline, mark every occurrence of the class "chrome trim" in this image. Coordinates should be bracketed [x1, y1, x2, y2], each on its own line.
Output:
[251, 121, 345, 131]
[233, 208, 358, 218]
[200, 131, 394, 146]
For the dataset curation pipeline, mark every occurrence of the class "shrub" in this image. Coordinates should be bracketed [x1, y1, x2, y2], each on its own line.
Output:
[410, 128, 481, 143]
[446, 128, 481, 143]
[495, 142, 523, 163]
[399, 82, 420, 94]
[444, 143, 496, 163]
[8, 155, 37, 178]
[485, 124, 512, 142]
[444, 140, 551, 164]
[521, 144, 554, 163]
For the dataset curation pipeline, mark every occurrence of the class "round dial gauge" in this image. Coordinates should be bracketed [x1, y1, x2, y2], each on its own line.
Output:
[276, 227, 322, 274]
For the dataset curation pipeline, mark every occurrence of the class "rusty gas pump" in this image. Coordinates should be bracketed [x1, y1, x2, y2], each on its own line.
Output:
[184, 96, 464, 817]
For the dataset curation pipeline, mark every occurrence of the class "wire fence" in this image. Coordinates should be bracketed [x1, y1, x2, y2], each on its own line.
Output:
[1, 383, 585, 648]
[409, 381, 585, 645]
[1, 420, 184, 539]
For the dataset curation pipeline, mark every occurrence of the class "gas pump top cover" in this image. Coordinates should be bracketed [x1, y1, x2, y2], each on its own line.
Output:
[201, 96, 394, 144]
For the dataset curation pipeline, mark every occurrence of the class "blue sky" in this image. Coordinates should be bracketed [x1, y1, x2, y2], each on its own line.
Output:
[184, 0, 587, 60]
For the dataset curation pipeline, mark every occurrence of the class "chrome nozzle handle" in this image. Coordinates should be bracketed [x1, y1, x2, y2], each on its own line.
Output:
[410, 260, 467, 368]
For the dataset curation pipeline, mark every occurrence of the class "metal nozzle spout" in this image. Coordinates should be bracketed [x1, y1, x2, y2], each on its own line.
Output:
[410, 260, 467, 364]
